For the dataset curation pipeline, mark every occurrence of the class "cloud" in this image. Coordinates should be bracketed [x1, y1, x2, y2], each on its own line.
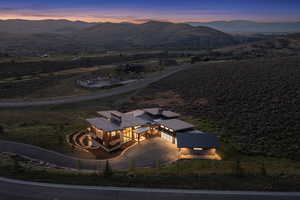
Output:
[0, 7, 20, 12]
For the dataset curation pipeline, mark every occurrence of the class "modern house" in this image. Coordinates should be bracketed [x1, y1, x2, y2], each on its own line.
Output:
[85, 108, 220, 157]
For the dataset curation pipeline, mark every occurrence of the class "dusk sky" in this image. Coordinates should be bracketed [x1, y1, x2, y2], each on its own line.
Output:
[1, 0, 300, 23]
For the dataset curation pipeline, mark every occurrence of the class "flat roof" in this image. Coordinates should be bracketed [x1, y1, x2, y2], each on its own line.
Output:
[86, 118, 120, 131]
[120, 113, 149, 128]
[143, 108, 161, 116]
[97, 110, 123, 119]
[87, 113, 150, 131]
[135, 127, 150, 134]
[110, 110, 123, 117]
[157, 119, 194, 131]
[161, 110, 180, 118]
[176, 132, 220, 149]
[91, 109, 184, 131]
[143, 108, 180, 118]
[124, 109, 145, 117]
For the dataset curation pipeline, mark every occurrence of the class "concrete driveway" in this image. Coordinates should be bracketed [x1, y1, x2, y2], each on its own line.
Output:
[111, 137, 180, 169]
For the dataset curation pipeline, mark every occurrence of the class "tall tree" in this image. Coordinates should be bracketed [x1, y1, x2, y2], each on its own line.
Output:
[103, 160, 113, 177]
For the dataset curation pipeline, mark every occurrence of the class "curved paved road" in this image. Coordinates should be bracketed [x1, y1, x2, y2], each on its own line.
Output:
[0, 138, 179, 170]
[0, 177, 300, 200]
[0, 65, 191, 107]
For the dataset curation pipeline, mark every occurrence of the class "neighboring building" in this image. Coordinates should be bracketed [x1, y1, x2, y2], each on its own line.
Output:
[85, 108, 220, 157]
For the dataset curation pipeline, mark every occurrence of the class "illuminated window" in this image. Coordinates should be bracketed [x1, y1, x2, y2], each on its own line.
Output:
[193, 148, 203, 151]
[111, 131, 116, 137]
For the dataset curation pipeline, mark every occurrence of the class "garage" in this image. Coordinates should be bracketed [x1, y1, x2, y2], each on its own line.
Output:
[161, 131, 176, 144]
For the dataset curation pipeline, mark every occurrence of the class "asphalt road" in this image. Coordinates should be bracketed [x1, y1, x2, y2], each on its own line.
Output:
[0, 65, 191, 108]
[0, 177, 300, 200]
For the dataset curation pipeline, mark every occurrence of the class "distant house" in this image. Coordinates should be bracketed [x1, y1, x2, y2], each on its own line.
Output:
[159, 59, 178, 66]
[85, 108, 220, 158]
[40, 54, 50, 58]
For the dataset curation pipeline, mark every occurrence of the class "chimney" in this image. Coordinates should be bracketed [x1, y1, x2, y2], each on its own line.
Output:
[111, 113, 122, 124]
[158, 108, 163, 115]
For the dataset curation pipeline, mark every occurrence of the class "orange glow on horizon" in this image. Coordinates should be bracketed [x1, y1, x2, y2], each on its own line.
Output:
[0, 14, 219, 24]
[1, 12, 288, 24]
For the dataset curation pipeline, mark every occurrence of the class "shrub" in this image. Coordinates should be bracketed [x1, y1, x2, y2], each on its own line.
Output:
[260, 162, 268, 176]
[129, 160, 136, 171]
[56, 124, 65, 145]
[12, 159, 23, 174]
[96, 161, 102, 176]
[103, 160, 113, 177]
[140, 56, 300, 160]
[155, 160, 161, 170]
[76, 160, 81, 172]
[175, 161, 181, 175]
[0, 125, 4, 135]
[232, 159, 244, 177]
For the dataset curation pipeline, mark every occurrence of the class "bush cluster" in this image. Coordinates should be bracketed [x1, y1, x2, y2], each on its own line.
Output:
[141, 56, 300, 160]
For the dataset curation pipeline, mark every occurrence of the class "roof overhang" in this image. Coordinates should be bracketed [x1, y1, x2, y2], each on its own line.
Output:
[157, 119, 194, 132]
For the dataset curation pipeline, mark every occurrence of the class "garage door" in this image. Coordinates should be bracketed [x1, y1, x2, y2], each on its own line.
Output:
[161, 132, 173, 143]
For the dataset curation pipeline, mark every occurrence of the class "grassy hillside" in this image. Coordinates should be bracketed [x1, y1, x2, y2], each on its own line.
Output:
[0, 20, 236, 56]
[131, 56, 300, 160]
[0, 57, 300, 190]
[0, 52, 177, 78]
[0, 19, 94, 34]
[0, 52, 182, 100]
[0, 56, 299, 160]
[188, 20, 300, 33]
[213, 33, 300, 59]
[81, 21, 236, 49]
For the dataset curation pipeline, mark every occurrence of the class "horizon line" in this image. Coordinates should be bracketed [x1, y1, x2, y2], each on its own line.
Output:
[0, 18, 300, 24]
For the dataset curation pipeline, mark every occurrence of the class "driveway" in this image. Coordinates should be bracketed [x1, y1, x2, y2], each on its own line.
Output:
[0, 64, 192, 108]
[111, 138, 179, 169]
[0, 138, 179, 170]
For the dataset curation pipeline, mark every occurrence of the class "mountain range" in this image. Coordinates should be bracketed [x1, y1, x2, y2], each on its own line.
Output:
[0, 19, 95, 34]
[0, 20, 236, 56]
[187, 20, 300, 33]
